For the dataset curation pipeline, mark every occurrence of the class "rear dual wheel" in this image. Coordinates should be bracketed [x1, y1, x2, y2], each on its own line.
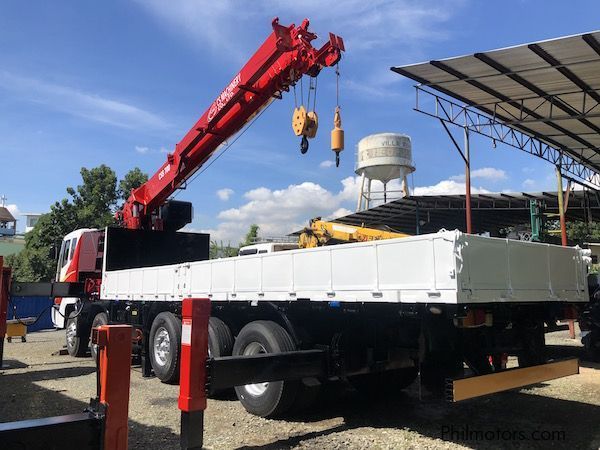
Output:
[233, 320, 317, 418]
[149, 313, 234, 384]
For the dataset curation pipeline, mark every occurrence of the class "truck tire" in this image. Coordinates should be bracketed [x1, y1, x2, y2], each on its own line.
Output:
[150, 312, 182, 383]
[350, 367, 418, 397]
[65, 311, 89, 357]
[233, 321, 299, 417]
[208, 317, 234, 358]
[89, 312, 108, 361]
[207, 317, 235, 397]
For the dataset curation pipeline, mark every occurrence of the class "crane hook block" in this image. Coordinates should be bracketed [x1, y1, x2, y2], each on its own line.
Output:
[292, 106, 308, 136]
[292, 105, 318, 139]
[305, 111, 318, 138]
[331, 106, 344, 166]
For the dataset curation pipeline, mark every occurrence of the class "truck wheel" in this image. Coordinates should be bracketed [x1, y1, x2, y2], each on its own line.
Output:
[350, 367, 418, 397]
[89, 312, 108, 361]
[208, 317, 234, 358]
[150, 312, 182, 383]
[233, 321, 299, 417]
[65, 312, 89, 357]
[207, 317, 235, 397]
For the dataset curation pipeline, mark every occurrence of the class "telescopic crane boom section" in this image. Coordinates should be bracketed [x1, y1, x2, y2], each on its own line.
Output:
[298, 218, 410, 248]
[118, 18, 344, 231]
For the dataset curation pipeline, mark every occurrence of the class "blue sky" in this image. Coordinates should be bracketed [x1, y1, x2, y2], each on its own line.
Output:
[2, 1, 600, 241]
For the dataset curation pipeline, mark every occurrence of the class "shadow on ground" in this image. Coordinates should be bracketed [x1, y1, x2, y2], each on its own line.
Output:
[239, 342, 600, 450]
[237, 385, 600, 450]
[547, 344, 600, 369]
[0, 359, 178, 449]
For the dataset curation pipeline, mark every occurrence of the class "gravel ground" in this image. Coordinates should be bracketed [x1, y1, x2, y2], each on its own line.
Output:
[1, 328, 599, 449]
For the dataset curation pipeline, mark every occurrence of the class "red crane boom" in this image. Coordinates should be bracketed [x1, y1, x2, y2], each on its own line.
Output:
[118, 18, 344, 230]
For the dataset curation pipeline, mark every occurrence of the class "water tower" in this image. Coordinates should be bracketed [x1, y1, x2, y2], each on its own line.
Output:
[355, 133, 415, 211]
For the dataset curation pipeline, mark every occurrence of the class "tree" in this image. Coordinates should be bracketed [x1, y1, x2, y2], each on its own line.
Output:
[241, 224, 259, 247]
[8, 165, 148, 281]
[566, 221, 600, 243]
[118, 167, 148, 204]
[208, 225, 261, 259]
[209, 240, 238, 259]
[70, 165, 118, 228]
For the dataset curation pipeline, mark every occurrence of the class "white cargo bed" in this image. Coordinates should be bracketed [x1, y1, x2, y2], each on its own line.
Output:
[100, 230, 589, 305]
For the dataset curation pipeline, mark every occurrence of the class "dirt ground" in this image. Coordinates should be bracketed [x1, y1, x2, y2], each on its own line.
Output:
[1, 328, 599, 449]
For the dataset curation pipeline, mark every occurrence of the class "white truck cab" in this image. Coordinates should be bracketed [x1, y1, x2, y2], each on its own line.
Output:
[51, 228, 102, 329]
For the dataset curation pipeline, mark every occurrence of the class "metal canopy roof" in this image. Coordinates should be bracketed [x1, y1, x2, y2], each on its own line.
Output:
[392, 31, 600, 182]
[334, 191, 600, 236]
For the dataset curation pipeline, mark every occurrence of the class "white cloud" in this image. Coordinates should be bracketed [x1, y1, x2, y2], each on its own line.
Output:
[319, 160, 335, 169]
[450, 167, 507, 183]
[206, 181, 344, 242]
[412, 179, 490, 196]
[523, 178, 536, 189]
[325, 207, 353, 220]
[202, 172, 501, 243]
[216, 188, 234, 201]
[0, 71, 169, 131]
[135, 146, 150, 154]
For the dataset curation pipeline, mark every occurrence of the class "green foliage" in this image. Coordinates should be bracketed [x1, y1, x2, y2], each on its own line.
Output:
[208, 225, 262, 259]
[241, 224, 259, 247]
[566, 221, 600, 244]
[9, 166, 148, 282]
[209, 240, 238, 259]
[72, 165, 118, 228]
[118, 167, 148, 203]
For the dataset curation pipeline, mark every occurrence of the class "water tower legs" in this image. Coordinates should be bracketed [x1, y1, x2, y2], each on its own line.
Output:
[357, 172, 366, 211]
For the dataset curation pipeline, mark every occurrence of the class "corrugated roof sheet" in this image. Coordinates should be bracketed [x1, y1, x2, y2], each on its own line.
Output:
[392, 31, 600, 173]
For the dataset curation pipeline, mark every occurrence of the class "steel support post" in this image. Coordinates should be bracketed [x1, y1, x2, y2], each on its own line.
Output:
[0, 256, 10, 368]
[464, 128, 473, 234]
[555, 167, 576, 338]
[178, 298, 211, 450]
[356, 172, 366, 211]
[93, 324, 133, 450]
[556, 167, 568, 246]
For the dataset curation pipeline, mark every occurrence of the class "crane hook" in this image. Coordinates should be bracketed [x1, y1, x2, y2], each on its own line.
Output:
[300, 136, 309, 154]
[331, 106, 344, 166]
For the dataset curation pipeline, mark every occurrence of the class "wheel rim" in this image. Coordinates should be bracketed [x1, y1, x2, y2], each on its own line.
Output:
[153, 327, 171, 367]
[66, 320, 77, 348]
[242, 342, 269, 396]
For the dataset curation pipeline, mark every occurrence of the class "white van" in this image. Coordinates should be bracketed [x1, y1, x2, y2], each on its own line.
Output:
[238, 242, 298, 256]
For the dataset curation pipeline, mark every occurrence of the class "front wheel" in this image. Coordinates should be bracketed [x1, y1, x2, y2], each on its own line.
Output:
[89, 311, 108, 361]
[233, 321, 299, 417]
[149, 312, 182, 383]
[65, 312, 89, 357]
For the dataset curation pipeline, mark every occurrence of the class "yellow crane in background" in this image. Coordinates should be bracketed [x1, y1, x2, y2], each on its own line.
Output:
[298, 217, 410, 248]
